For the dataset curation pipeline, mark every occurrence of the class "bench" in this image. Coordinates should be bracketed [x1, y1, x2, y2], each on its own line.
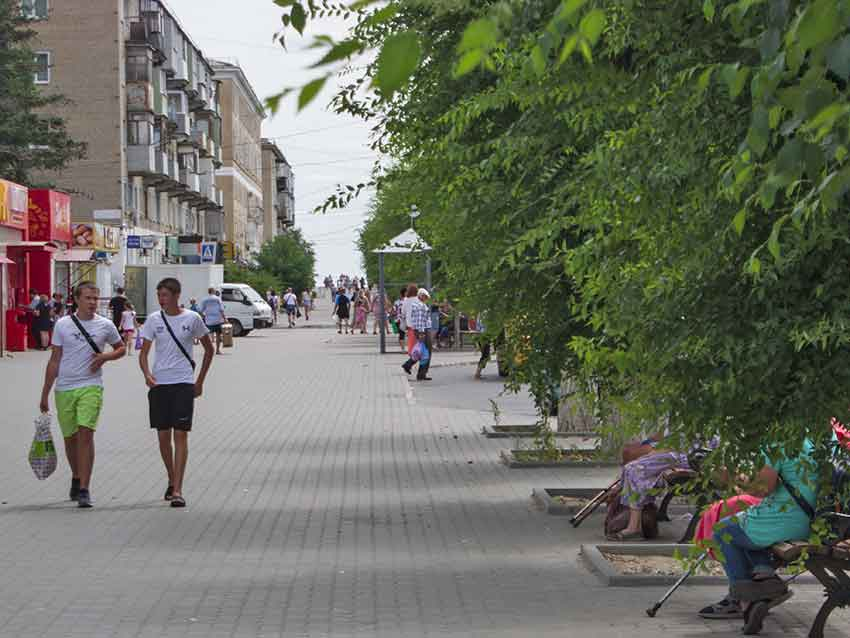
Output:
[763, 535, 850, 638]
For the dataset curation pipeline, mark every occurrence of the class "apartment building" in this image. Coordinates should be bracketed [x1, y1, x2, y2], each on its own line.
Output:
[260, 139, 296, 242]
[211, 60, 265, 260]
[28, 0, 224, 270]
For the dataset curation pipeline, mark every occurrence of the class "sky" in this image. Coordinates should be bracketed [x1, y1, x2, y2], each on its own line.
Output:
[168, 0, 378, 282]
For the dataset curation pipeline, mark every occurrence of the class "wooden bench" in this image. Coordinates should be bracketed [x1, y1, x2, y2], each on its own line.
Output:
[764, 536, 850, 638]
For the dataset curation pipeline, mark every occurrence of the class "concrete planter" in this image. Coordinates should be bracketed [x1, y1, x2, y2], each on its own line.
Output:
[532, 487, 693, 517]
[483, 424, 596, 439]
[500, 449, 620, 469]
[581, 543, 726, 587]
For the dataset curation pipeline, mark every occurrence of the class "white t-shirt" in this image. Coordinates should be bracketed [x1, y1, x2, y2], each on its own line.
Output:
[51, 314, 122, 391]
[283, 292, 297, 307]
[402, 297, 416, 328]
[199, 295, 225, 325]
[140, 310, 209, 386]
[120, 309, 136, 332]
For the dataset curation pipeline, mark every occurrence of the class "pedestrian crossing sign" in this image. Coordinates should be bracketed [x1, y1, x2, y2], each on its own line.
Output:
[201, 242, 216, 263]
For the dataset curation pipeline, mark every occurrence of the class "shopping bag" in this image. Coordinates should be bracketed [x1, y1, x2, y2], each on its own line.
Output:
[390, 320, 399, 335]
[28, 413, 57, 480]
[134, 333, 143, 350]
[411, 340, 430, 363]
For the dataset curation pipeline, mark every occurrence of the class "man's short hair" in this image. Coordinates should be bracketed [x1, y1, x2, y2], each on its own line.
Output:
[74, 281, 99, 299]
[116, 287, 125, 294]
[156, 278, 181, 295]
[208, 287, 215, 294]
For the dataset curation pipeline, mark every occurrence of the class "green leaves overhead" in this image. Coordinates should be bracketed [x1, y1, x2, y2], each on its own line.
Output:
[374, 30, 421, 97]
[298, 76, 327, 111]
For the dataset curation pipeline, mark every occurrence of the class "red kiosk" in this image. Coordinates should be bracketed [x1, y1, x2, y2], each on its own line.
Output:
[0, 178, 30, 353]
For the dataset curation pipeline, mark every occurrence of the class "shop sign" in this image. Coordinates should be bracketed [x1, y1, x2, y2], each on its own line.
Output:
[0, 179, 28, 231]
[140, 236, 157, 250]
[28, 190, 72, 243]
[126, 235, 141, 249]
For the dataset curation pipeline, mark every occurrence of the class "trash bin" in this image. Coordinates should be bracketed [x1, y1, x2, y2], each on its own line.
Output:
[221, 323, 233, 348]
[6, 308, 28, 352]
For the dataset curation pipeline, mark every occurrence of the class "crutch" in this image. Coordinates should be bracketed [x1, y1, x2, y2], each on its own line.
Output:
[570, 478, 622, 528]
[646, 550, 708, 617]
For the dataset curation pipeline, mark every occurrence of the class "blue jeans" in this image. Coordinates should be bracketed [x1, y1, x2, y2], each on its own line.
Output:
[713, 515, 772, 586]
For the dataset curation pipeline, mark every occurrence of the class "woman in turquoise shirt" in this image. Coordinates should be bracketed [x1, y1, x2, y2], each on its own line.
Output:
[699, 439, 817, 621]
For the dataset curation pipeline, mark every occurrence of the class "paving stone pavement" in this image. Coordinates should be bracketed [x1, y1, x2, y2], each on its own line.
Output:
[0, 322, 847, 638]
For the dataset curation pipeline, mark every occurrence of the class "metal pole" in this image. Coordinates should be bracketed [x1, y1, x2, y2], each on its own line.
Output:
[378, 252, 386, 354]
[1, 265, 5, 359]
[425, 255, 432, 291]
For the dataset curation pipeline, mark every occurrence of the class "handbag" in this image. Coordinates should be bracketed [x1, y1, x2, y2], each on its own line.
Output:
[159, 312, 196, 371]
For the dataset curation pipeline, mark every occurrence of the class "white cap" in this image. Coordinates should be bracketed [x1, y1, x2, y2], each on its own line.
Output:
[418, 288, 430, 298]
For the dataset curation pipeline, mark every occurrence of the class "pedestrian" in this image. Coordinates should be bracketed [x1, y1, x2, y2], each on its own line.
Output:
[301, 289, 312, 321]
[189, 298, 200, 314]
[120, 302, 139, 356]
[372, 292, 389, 335]
[402, 283, 419, 356]
[38, 281, 126, 508]
[199, 287, 226, 355]
[108, 287, 127, 329]
[267, 289, 279, 324]
[332, 286, 351, 334]
[139, 278, 214, 508]
[51, 292, 65, 318]
[33, 293, 56, 350]
[283, 287, 298, 328]
[401, 288, 433, 381]
[353, 291, 369, 334]
[393, 288, 407, 351]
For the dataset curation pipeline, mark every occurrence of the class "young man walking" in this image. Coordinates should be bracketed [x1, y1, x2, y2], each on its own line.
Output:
[39, 282, 125, 508]
[139, 278, 214, 508]
[199, 287, 226, 354]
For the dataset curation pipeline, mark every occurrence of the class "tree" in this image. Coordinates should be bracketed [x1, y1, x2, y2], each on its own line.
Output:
[0, 0, 86, 184]
[255, 229, 316, 293]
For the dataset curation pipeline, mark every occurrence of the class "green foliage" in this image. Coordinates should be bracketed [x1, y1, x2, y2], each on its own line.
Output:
[0, 0, 86, 184]
[223, 263, 283, 297]
[255, 229, 317, 293]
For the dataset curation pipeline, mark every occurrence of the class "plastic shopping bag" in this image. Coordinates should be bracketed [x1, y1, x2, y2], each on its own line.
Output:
[134, 332, 143, 350]
[411, 340, 430, 364]
[28, 413, 57, 480]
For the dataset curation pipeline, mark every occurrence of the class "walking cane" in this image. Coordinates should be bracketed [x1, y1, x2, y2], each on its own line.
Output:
[570, 478, 622, 528]
[646, 550, 708, 617]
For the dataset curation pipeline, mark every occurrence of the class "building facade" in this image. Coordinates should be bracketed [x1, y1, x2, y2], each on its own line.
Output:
[260, 139, 295, 242]
[29, 0, 224, 281]
[212, 61, 265, 260]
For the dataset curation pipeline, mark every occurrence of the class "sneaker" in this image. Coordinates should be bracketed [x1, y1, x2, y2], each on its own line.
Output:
[698, 597, 743, 619]
[402, 363, 412, 374]
[69, 478, 81, 501]
[77, 489, 93, 509]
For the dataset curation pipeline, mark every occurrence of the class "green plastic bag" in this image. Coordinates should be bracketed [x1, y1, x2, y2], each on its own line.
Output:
[29, 414, 57, 480]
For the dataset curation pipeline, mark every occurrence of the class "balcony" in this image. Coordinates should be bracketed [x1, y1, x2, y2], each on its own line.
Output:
[127, 83, 154, 112]
[170, 112, 190, 137]
[191, 129, 209, 155]
[179, 167, 200, 194]
[127, 144, 156, 175]
[167, 57, 188, 88]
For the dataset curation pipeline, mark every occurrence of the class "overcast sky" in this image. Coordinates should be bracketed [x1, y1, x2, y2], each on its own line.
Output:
[168, 0, 377, 282]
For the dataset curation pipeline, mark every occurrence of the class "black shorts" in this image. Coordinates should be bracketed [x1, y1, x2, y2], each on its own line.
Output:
[149, 384, 195, 431]
[285, 305, 297, 316]
[207, 323, 222, 334]
[337, 308, 350, 320]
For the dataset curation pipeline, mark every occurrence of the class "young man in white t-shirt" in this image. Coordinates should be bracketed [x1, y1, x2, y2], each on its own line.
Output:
[139, 277, 214, 508]
[39, 282, 125, 508]
[283, 288, 298, 328]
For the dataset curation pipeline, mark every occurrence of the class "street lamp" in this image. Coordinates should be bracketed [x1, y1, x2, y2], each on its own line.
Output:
[409, 204, 420, 229]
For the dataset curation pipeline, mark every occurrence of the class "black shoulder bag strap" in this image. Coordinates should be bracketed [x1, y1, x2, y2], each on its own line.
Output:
[777, 470, 816, 521]
[70, 314, 101, 355]
[159, 312, 196, 371]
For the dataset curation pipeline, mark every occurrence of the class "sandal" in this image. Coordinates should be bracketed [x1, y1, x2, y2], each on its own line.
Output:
[170, 495, 186, 508]
[606, 529, 645, 542]
[164, 485, 174, 501]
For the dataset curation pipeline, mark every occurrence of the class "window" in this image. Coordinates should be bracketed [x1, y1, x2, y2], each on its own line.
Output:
[127, 114, 152, 145]
[33, 51, 50, 84]
[21, 0, 48, 20]
[221, 288, 243, 302]
[126, 55, 149, 82]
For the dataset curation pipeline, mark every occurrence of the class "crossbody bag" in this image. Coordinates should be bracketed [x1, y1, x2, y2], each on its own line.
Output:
[70, 314, 101, 354]
[777, 470, 816, 521]
[159, 312, 196, 371]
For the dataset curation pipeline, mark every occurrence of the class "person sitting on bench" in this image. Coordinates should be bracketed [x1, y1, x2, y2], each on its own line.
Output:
[698, 439, 817, 620]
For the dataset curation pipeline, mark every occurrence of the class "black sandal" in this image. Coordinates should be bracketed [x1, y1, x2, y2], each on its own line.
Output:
[170, 495, 186, 508]
[164, 485, 174, 501]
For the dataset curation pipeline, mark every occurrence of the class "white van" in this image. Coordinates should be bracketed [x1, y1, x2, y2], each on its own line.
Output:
[220, 283, 273, 336]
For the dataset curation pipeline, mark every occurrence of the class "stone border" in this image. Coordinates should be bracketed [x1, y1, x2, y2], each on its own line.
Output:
[500, 449, 620, 469]
[482, 425, 597, 439]
[532, 488, 693, 517]
[581, 543, 819, 588]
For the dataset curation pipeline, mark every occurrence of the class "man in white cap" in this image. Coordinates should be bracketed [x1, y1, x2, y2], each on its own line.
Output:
[401, 288, 433, 381]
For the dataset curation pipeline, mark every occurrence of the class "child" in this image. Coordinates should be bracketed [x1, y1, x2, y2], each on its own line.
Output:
[120, 302, 139, 356]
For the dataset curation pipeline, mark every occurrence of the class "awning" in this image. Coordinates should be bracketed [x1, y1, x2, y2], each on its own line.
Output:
[54, 248, 95, 263]
[0, 241, 60, 252]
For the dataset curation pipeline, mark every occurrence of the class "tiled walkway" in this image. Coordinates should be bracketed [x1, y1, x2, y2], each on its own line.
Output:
[0, 322, 846, 637]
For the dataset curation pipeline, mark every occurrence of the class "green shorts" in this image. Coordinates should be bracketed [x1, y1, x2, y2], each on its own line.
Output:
[55, 386, 104, 438]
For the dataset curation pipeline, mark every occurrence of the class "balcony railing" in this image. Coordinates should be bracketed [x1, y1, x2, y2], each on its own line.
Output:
[171, 112, 190, 137]
[191, 129, 209, 154]
[179, 167, 200, 193]
[127, 145, 156, 175]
